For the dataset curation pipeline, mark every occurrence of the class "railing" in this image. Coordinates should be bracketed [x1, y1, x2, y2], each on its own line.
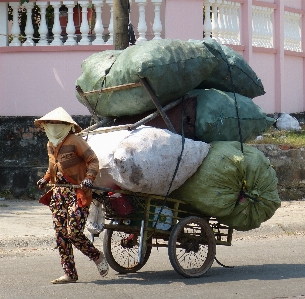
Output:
[0, 0, 303, 52]
[202, 0, 303, 52]
[0, 0, 164, 46]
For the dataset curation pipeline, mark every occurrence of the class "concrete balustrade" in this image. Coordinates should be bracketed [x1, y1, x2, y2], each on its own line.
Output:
[0, 0, 166, 46]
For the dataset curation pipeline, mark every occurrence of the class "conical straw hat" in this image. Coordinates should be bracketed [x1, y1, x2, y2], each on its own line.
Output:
[34, 107, 82, 133]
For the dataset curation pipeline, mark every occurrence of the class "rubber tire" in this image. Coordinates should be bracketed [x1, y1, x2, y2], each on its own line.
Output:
[103, 228, 152, 274]
[168, 216, 216, 278]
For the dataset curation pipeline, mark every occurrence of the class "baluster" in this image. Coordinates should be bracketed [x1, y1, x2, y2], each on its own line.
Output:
[259, 8, 265, 47]
[259, 7, 266, 47]
[211, 1, 220, 41]
[64, 1, 77, 45]
[203, 1, 213, 40]
[217, 1, 225, 44]
[0, 2, 8, 46]
[23, 2, 35, 46]
[224, 1, 233, 44]
[266, 9, 274, 48]
[106, 0, 113, 44]
[152, 0, 162, 40]
[78, 0, 90, 45]
[252, 6, 259, 47]
[92, 0, 105, 44]
[37, 2, 49, 46]
[135, 0, 147, 43]
[50, 2, 63, 45]
[231, 2, 240, 45]
[292, 13, 301, 51]
[9, 2, 21, 46]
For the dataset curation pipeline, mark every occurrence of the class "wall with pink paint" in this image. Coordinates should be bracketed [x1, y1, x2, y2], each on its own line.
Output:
[164, 0, 203, 40]
[0, 49, 107, 116]
[283, 55, 304, 113]
[251, 52, 276, 114]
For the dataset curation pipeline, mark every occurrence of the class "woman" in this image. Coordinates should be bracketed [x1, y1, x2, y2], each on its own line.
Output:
[34, 107, 108, 284]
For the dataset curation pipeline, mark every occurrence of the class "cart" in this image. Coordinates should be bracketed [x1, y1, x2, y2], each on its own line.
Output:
[76, 80, 234, 278]
[92, 188, 233, 278]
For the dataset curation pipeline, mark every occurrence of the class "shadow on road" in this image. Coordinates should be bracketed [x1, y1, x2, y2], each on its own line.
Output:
[91, 263, 305, 286]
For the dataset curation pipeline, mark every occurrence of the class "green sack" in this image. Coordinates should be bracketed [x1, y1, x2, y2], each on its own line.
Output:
[75, 39, 218, 117]
[170, 141, 281, 231]
[189, 89, 274, 143]
[188, 39, 265, 99]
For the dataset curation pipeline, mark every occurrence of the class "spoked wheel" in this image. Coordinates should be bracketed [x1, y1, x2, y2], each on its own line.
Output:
[103, 228, 152, 274]
[168, 216, 216, 278]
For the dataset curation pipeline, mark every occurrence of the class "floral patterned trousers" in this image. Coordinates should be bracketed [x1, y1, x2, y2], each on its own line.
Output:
[49, 186, 100, 280]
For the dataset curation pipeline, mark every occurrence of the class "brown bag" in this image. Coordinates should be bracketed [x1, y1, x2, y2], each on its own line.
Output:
[38, 189, 53, 206]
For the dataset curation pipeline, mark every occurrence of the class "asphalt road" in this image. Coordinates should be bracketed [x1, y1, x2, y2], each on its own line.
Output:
[1, 199, 305, 299]
[0, 234, 304, 299]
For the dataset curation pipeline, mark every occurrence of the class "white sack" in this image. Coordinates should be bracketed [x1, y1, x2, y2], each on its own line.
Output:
[86, 129, 132, 189]
[276, 113, 301, 131]
[109, 126, 210, 195]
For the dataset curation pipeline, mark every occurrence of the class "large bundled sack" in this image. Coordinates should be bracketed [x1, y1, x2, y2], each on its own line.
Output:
[87, 129, 132, 189]
[87, 126, 210, 195]
[188, 89, 275, 143]
[76, 39, 218, 117]
[188, 39, 265, 98]
[170, 141, 281, 231]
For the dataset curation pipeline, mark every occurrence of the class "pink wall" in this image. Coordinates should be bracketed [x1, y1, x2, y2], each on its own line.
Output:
[251, 52, 276, 114]
[283, 55, 304, 113]
[164, 0, 203, 40]
[0, 46, 113, 116]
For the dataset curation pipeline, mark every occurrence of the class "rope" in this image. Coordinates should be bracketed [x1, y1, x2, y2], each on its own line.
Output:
[225, 56, 244, 153]
[153, 97, 186, 229]
[214, 256, 234, 268]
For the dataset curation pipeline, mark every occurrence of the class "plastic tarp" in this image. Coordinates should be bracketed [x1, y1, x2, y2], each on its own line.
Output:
[75, 39, 218, 117]
[170, 141, 281, 231]
[189, 39, 265, 99]
[87, 126, 210, 196]
[189, 89, 275, 143]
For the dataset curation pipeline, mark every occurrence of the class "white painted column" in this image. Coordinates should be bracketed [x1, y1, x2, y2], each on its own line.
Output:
[135, 0, 147, 43]
[64, 0, 77, 45]
[203, 0, 213, 40]
[0, 2, 8, 46]
[217, 1, 226, 43]
[23, 2, 35, 46]
[9, 2, 21, 46]
[152, 0, 162, 40]
[211, 1, 220, 41]
[92, 0, 105, 44]
[37, 2, 49, 46]
[50, 1, 64, 45]
[106, 0, 113, 44]
[78, 0, 91, 44]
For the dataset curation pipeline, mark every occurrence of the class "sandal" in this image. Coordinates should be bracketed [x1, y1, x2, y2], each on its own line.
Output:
[95, 253, 109, 277]
[51, 275, 77, 284]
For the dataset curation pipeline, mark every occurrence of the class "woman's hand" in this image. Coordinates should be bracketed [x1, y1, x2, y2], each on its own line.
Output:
[37, 178, 48, 189]
[81, 178, 93, 190]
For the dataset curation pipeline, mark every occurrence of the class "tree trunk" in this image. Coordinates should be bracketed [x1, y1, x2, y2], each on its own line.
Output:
[113, 0, 129, 50]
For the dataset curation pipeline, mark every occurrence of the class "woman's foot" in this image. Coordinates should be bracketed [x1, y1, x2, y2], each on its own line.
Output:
[51, 275, 77, 284]
[94, 252, 109, 277]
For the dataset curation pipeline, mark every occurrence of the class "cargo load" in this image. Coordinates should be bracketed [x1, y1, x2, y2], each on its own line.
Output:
[189, 39, 265, 98]
[76, 39, 218, 117]
[188, 88, 274, 143]
[87, 126, 210, 195]
[170, 141, 281, 231]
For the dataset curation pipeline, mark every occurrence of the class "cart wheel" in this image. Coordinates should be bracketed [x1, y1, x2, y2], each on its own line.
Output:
[103, 229, 152, 274]
[168, 216, 216, 278]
